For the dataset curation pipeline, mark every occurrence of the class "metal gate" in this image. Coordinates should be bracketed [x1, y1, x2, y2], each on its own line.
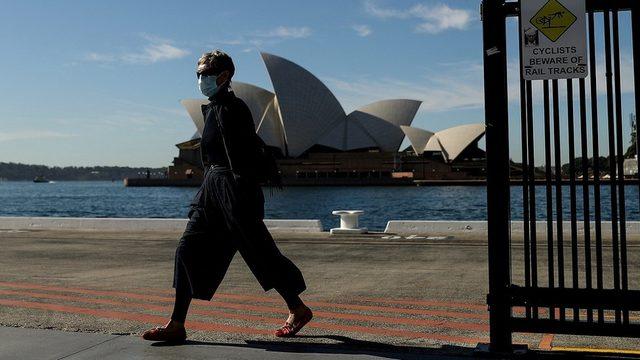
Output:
[482, 0, 640, 352]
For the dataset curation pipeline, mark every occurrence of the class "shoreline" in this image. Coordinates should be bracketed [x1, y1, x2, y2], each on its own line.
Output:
[4, 179, 639, 186]
[2, 216, 639, 238]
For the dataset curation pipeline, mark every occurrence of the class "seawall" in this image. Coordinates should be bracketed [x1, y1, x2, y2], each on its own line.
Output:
[1, 217, 638, 238]
[0, 217, 322, 233]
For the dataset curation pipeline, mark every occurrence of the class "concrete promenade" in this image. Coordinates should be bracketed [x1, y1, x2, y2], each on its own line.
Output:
[1, 227, 639, 359]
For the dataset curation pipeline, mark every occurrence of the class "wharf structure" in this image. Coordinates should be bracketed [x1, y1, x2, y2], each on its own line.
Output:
[125, 53, 486, 187]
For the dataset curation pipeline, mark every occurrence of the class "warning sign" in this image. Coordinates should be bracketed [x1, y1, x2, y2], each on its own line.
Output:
[531, 0, 577, 42]
[521, 0, 588, 80]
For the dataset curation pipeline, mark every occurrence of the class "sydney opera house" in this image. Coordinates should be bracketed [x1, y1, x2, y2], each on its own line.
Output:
[163, 52, 486, 186]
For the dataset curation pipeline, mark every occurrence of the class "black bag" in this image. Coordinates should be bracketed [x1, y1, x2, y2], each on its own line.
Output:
[253, 136, 283, 189]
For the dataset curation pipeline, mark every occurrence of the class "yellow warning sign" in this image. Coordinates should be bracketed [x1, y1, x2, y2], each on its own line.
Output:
[530, 0, 577, 42]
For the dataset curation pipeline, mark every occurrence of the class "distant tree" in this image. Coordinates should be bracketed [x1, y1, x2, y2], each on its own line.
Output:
[561, 156, 611, 177]
[0, 162, 166, 181]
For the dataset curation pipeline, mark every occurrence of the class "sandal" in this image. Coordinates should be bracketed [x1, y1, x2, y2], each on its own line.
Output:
[275, 309, 313, 337]
[141, 325, 187, 343]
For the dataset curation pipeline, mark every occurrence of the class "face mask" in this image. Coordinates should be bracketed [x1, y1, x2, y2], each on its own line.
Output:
[198, 74, 220, 98]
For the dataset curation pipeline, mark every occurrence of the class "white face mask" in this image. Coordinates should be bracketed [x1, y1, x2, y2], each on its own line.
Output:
[198, 74, 220, 98]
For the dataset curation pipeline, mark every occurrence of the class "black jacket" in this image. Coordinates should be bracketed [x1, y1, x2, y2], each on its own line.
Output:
[200, 84, 259, 178]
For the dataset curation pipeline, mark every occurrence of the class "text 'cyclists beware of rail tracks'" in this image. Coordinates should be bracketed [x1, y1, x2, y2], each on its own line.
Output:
[521, 0, 588, 80]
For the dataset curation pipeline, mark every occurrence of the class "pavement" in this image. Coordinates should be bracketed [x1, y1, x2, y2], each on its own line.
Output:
[0, 326, 472, 360]
[0, 228, 639, 359]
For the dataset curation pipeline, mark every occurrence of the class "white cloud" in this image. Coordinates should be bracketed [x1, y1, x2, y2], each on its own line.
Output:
[85, 52, 116, 62]
[121, 43, 189, 64]
[85, 35, 189, 65]
[352, 24, 373, 37]
[364, 1, 407, 18]
[365, 1, 474, 34]
[259, 26, 312, 39]
[0, 131, 78, 143]
[324, 49, 636, 116]
[207, 26, 313, 50]
[595, 52, 635, 94]
[214, 38, 246, 46]
[323, 62, 485, 113]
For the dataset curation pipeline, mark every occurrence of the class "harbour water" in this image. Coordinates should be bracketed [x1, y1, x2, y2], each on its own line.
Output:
[0, 181, 638, 231]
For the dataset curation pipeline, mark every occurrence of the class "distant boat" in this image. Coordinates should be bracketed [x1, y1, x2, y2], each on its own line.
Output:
[33, 176, 50, 183]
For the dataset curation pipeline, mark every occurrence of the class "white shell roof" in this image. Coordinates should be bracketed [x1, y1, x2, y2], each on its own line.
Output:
[400, 125, 435, 155]
[180, 99, 208, 136]
[349, 100, 421, 151]
[425, 136, 443, 152]
[180, 53, 424, 158]
[261, 52, 346, 157]
[401, 124, 485, 162]
[254, 97, 287, 152]
[232, 82, 286, 152]
[435, 124, 485, 162]
[231, 82, 275, 129]
[315, 100, 422, 152]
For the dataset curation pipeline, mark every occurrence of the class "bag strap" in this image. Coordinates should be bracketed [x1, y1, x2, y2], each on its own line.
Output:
[213, 107, 235, 173]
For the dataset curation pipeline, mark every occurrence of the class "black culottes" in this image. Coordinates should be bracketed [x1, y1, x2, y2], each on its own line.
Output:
[173, 168, 306, 301]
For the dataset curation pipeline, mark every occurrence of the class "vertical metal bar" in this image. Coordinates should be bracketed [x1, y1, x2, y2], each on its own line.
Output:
[634, 0, 640, 261]
[527, 80, 539, 320]
[552, 80, 565, 321]
[567, 79, 579, 322]
[612, 8, 629, 325]
[518, 19, 531, 319]
[604, 10, 622, 325]
[482, 0, 512, 351]
[634, 6, 640, 225]
[588, 11, 605, 324]
[544, 80, 555, 320]
[579, 77, 593, 323]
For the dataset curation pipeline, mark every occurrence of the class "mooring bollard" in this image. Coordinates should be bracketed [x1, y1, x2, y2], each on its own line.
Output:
[330, 210, 367, 235]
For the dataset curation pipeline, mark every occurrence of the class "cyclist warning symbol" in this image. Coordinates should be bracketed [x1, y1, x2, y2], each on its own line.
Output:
[531, 0, 577, 42]
[521, 0, 587, 80]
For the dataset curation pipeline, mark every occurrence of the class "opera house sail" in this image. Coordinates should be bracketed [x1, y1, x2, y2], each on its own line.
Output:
[126, 52, 487, 187]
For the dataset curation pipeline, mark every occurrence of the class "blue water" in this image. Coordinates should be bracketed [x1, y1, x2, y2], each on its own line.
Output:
[0, 181, 638, 231]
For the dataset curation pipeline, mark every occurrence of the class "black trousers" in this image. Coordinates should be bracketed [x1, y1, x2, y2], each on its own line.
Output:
[173, 167, 306, 301]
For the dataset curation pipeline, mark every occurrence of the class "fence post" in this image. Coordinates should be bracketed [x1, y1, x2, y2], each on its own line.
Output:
[633, 0, 640, 185]
[482, 0, 512, 352]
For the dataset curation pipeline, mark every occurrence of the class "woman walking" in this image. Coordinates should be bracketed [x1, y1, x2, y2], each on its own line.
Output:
[142, 50, 312, 343]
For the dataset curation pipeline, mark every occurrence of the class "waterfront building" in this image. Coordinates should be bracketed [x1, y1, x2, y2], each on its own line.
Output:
[162, 53, 487, 186]
[624, 156, 638, 177]
[168, 132, 204, 181]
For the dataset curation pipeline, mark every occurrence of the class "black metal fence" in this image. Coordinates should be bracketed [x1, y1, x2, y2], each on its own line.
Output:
[482, 0, 640, 352]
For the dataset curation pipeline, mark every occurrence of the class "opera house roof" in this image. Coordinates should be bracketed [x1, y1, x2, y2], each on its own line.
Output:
[181, 52, 484, 162]
[401, 124, 486, 163]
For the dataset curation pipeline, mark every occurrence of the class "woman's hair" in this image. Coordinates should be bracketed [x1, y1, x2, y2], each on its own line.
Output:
[197, 50, 235, 78]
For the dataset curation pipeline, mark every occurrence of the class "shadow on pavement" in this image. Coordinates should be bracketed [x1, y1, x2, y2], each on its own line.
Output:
[150, 334, 640, 359]
[151, 334, 475, 359]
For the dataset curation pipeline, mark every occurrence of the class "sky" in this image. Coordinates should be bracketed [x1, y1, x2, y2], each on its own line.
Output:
[0, 0, 636, 167]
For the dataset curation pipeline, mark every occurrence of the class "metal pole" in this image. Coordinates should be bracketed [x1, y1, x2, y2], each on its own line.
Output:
[482, 0, 512, 352]
[518, 16, 531, 320]
[588, 10, 605, 323]
[604, 10, 622, 324]
[633, 0, 640, 240]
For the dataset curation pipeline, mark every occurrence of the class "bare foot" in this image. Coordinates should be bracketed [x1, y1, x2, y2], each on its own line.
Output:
[289, 304, 311, 323]
[275, 304, 313, 337]
[163, 319, 185, 331]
